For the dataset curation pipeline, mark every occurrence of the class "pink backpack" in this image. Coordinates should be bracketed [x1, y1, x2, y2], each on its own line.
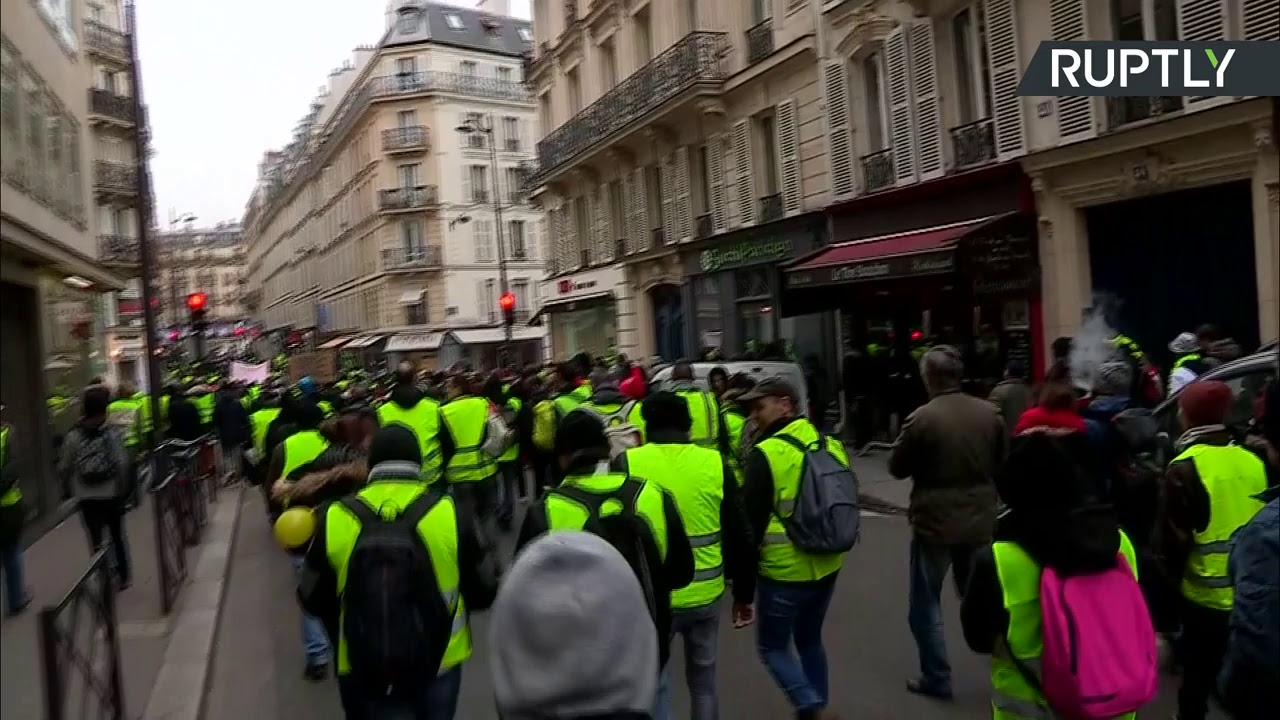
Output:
[1035, 554, 1158, 719]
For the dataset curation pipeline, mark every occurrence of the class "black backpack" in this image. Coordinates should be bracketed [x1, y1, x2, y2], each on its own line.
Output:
[76, 427, 119, 487]
[775, 434, 861, 554]
[551, 478, 658, 622]
[339, 489, 452, 696]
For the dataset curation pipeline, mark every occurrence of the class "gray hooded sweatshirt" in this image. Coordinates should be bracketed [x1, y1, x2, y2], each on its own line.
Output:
[490, 531, 658, 720]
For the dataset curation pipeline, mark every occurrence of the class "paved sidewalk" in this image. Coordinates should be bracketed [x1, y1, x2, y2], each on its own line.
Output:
[0, 487, 240, 720]
[850, 448, 914, 511]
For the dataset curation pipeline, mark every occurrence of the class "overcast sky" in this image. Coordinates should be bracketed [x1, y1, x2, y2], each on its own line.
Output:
[136, 0, 531, 228]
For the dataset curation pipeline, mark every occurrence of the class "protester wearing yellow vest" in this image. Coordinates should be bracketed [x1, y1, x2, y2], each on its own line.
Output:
[666, 361, 729, 453]
[1, 421, 34, 615]
[532, 363, 589, 453]
[190, 386, 215, 428]
[612, 391, 753, 720]
[738, 377, 850, 720]
[516, 409, 694, 671]
[720, 375, 757, 487]
[376, 363, 452, 482]
[1156, 380, 1269, 720]
[107, 384, 144, 451]
[298, 426, 499, 718]
[442, 374, 508, 543]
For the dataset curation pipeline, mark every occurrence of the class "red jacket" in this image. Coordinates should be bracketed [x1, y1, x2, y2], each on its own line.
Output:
[1013, 405, 1087, 435]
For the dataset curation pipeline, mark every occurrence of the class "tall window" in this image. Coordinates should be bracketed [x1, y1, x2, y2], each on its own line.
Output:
[464, 112, 486, 147]
[512, 279, 530, 312]
[401, 220, 423, 253]
[397, 109, 417, 127]
[645, 166, 664, 232]
[474, 220, 494, 261]
[566, 68, 582, 114]
[508, 220, 527, 258]
[395, 57, 417, 75]
[599, 40, 617, 90]
[468, 165, 488, 202]
[952, 6, 994, 124]
[405, 299, 427, 326]
[693, 145, 712, 215]
[574, 197, 591, 264]
[397, 163, 419, 187]
[504, 167, 524, 203]
[460, 60, 478, 75]
[608, 180, 626, 243]
[634, 9, 653, 64]
[862, 53, 887, 151]
[481, 279, 497, 321]
[501, 116, 520, 150]
[497, 66, 513, 83]
[759, 113, 779, 196]
[1111, 0, 1178, 41]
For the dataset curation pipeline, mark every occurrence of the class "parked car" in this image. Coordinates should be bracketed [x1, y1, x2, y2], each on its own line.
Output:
[1154, 345, 1278, 442]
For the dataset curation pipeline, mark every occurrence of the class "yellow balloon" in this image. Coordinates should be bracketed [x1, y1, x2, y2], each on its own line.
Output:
[274, 507, 316, 550]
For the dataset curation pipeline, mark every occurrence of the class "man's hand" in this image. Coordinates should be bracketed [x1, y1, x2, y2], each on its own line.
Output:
[732, 602, 755, 629]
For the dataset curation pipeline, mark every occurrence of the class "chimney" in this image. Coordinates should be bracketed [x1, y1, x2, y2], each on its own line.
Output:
[476, 0, 510, 17]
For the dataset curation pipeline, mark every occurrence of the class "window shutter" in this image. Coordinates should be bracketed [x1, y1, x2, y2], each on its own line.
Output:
[707, 136, 728, 231]
[885, 27, 915, 185]
[673, 146, 692, 242]
[554, 206, 570, 272]
[822, 61, 856, 198]
[908, 21, 943, 179]
[1050, 0, 1096, 143]
[731, 119, 755, 226]
[1243, 0, 1279, 40]
[1178, 0, 1230, 110]
[531, 219, 542, 261]
[476, 279, 487, 321]
[632, 167, 650, 251]
[594, 183, 612, 262]
[461, 167, 471, 203]
[659, 153, 676, 244]
[622, 172, 637, 254]
[984, 0, 1025, 161]
[776, 99, 802, 215]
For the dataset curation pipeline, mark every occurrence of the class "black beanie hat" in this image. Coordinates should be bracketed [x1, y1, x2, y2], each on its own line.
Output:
[368, 425, 422, 467]
[554, 410, 609, 458]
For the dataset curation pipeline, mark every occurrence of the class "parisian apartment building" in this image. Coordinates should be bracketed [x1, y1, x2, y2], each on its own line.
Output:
[1, 0, 153, 525]
[243, 0, 544, 368]
[152, 221, 250, 327]
[527, 0, 1278, 373]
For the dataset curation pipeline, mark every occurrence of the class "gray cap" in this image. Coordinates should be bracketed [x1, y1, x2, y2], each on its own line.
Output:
[490, 531, 658, 719]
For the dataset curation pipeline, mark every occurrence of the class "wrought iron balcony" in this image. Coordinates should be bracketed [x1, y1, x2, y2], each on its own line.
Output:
[747, 19, 774, 65]
[382, 126, 430, 153]
[950, 118, 996, 169]
[93, 160, 138, 196]
[695, 213, 714, 238]
[84, 21, 129, 62]
[88, 88, 135, 125]
[536, 32, 729, 178]
[370, 71, 531, 103]
[377, 185, 440, 212]
[381, 245, 443, 271]
[861, 149, 894, 193]
[98, 234, 140, 266]
[1106, 96, 1183, 129]
[758, 194, 783, 222]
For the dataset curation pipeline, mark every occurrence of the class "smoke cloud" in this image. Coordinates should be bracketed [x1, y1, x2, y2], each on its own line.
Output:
[1069, 298, 1123, 391]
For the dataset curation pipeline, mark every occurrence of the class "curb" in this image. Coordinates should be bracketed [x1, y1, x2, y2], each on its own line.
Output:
[141, 486, 245, 720]
[858, 492, 908, 515]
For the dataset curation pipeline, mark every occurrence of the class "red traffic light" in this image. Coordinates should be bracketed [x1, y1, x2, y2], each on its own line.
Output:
[498, 292, 516, 311]
[186, 292, 208, 311]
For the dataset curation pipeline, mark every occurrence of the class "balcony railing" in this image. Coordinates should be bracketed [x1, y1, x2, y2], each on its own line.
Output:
[861, 149, 894, 193]
[759, 194, 783, 222]
[377, 185, 440, 212]
[1106, 96, 1183, 129]
[950, 118, 996, 169]
[536, 32, 729, 178]
[695, 213, 714, 238]
[98, 234, 139, 266]
[84, 21, 129, 61]
[370, 71, 531, 103]
[93, 160, 138, 195]
[747, 19, 774, 65]
[381, 126, 430, 152]
[381, 245, 443, 271]
[89, 89, 135, 124]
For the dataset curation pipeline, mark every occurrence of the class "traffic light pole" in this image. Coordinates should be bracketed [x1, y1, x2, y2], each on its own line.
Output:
[485, 113, 513, 364]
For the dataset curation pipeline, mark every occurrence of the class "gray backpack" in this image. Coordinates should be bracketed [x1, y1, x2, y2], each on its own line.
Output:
[775, 433, 860, 554]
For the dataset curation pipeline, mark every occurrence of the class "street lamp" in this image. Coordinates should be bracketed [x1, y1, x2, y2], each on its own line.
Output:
[448, 215, 472, 231]
[457, 114, 514, 363]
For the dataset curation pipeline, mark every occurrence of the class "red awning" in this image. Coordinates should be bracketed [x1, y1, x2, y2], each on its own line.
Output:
[788, 217, 993, 272]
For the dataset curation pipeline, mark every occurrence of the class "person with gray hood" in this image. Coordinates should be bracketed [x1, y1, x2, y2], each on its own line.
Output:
[491, 531, 658, 720]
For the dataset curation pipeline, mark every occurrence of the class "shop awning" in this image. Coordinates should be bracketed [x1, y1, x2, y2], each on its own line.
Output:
[384, 332, 447, 353]
[784, 217, 996, 289]
[343, 335, 384, 349]
[450, 327, 545, 345]
[527, 291, 614, 325]
[397, 289, 425, 305]
[317, 336, 355, 349]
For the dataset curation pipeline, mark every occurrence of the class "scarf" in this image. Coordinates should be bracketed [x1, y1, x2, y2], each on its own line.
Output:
[1174, 423, 1228, 453]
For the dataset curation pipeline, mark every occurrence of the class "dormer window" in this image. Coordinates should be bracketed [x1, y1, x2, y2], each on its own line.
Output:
[482, 17, 502, 37]
[397, 8, 420, 34]
[517, 26, 532, 42]
[445, 13, 464, 30]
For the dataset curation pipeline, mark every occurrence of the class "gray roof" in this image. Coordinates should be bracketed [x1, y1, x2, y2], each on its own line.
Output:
[385, 2, 531, 58]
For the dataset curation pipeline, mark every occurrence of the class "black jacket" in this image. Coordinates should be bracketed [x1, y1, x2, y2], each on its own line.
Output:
[212, 392, 251, 447]
[166, 395, 204, 442]
[514, 452, 695, 668]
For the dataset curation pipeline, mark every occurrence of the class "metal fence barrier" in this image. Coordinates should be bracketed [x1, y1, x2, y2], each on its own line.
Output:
[37, 550, 126, 720]
[146, 436, 215, 614]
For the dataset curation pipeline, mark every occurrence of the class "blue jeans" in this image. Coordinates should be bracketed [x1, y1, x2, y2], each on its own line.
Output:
[338, 665, 462, 720]
[907, 537, 978, 690]
[756, 574, 838, 713]
[654, 603, 720, 720]
[0, 541, 26, 611]
[291, 555, 330, 665]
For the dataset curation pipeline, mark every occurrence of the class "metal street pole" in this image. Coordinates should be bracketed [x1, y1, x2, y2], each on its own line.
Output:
[485, 113, 513, 363]
[124, 0, 162, 454]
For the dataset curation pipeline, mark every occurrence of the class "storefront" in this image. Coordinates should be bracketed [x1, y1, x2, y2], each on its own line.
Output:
[532, 266, 623, 361]
[785, 163, 1043, 390]
[680, 212, 832, 361]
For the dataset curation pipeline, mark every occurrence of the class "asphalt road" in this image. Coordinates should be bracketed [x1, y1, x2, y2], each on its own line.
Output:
[204, 491, 1210, 720]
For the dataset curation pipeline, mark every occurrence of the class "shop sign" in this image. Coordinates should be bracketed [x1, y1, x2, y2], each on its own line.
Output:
[557, 278, 598, 295]
[699, 239, 794, 273]
[785, 250, 955, 288]
[961, 214, 1038, 296]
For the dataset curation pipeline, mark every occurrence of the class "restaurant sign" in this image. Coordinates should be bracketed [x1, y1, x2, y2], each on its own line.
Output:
[699, 238, 794, 273]
[785, 249, 956, 288]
